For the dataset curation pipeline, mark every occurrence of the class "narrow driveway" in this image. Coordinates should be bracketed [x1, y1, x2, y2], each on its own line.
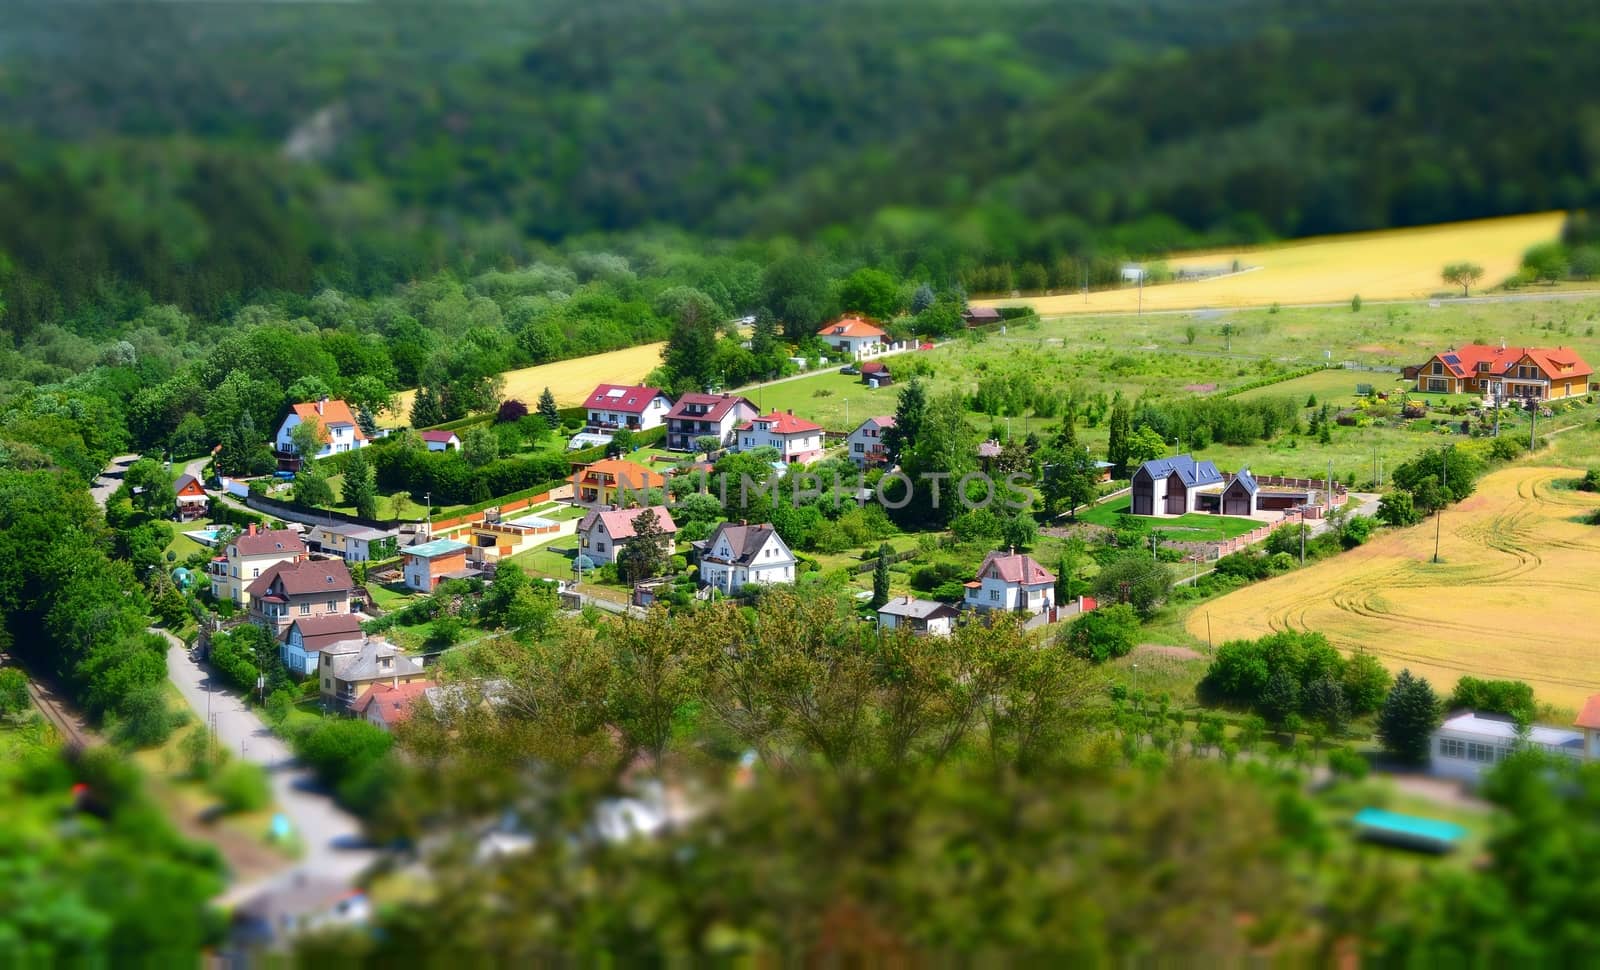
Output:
[89, 453, 141, 508]
[156, 631, 377, 902]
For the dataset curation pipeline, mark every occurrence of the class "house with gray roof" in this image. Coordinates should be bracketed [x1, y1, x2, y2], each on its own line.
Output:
[695, 521, 794, 593]
[1130, 454, 1223, 516]
[877, 596, 960, 636]
[317, 636, 426, 713]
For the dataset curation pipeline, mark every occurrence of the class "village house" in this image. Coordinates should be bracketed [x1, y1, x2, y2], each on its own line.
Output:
[1411, 342, 1593, 400]
[962, 306, 1003, 327]
[306, 522, 397, 563]
[696, 521, 796, 593]
[876, 596, 960, 636]
[582, 383, 673, 432]
[818, 316, 887, 357]
[736, 410, 825, 464]
[209, 525, 306, 607]
[964, 549, 1056, 616]
[1431, 711, 1584, 782]
[174, 473, 209, 521]
[280, 613, 365, 678]
[317, 637, 425, 713]
[358, 679, 438, 732]
[463, 519, 554, 565]
[665, 392, 758, 452]
[570, 458, 665, 508]
[247, 557, 355, 635]
[274, 397, 368, 462]
[1130, 454, 1224, 516]
[419, 429, 461, 451]
[860, 360, 893, 387]
[400, 537, 472, 592]
[578, 506, 679, 565]
[846, 415, 895, 467]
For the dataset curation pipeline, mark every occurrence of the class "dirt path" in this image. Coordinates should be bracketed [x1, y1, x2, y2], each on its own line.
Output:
[1133, 644, 1204, 661]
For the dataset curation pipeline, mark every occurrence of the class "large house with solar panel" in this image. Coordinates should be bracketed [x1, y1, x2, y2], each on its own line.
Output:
[1410, 343, 1592, 401]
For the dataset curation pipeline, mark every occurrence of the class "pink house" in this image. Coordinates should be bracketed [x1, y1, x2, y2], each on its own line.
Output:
[735, 410, 825, 464]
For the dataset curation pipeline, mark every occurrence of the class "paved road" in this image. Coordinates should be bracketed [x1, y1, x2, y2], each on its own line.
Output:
[89, 453, 141, 508]
[155, 630, 377, 903]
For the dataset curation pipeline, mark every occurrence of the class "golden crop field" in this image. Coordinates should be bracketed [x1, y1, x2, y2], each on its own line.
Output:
[980, 211, 1571, 316]
[380, 341, 666, 428]
[1190, 466, 1600, 711]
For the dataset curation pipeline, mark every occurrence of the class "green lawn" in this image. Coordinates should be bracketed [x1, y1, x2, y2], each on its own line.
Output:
[746, 371, 903, 432]
[1079, 496, 1266, 541]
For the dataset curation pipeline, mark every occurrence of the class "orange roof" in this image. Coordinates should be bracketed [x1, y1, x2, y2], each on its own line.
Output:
[573, 458, 665, 489]
[1427, 344, 1593, 381]
[289, 399, 366, 439]
[819, 316, 887, 339]
[1575, 694, 1600, 731]
[358, 679, 437, 727]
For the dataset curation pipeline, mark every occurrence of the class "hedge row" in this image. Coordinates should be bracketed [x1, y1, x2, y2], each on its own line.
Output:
[1214, 365, 1329, 399]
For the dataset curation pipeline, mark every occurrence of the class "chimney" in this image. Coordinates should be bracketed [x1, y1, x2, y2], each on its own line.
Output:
[248, 523, 257, 536]
[787, 408, 794, 416]
[316, 396, 327, 415]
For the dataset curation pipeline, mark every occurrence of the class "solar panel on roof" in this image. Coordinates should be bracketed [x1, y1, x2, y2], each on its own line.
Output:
[1442, 354, 1460, 364]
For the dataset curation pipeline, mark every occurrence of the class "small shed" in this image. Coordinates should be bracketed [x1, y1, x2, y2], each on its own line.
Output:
[1352, 808, 1465, 854]
[1221, 469, 1259, 516]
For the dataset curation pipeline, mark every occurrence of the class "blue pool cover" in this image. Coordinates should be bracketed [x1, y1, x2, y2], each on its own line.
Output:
[1353, 807, 1466, 850]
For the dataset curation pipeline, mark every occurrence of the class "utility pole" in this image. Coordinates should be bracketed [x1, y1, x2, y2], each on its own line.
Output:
[1138, 269, 1144, 316]
[1530, 400, 1538, 452]
[1084, 265, 1089, 304]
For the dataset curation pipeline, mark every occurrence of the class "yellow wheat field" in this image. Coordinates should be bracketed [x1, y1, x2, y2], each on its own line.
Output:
[1190, 466, 1600, 710]
[981, 211, 1571, 316]
[380, 341, 667, 428]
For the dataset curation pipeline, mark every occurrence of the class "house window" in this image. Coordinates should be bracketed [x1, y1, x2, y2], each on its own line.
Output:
[1427, 378, 1447, 393]
[988, 589, 999, 602]
[1466, 741, 1498, 763]
[299, 602, 311, 615]
[1439, 737, 1466, 759]
[1432, 362, 1443, 375]
[327, 599, 337, 611]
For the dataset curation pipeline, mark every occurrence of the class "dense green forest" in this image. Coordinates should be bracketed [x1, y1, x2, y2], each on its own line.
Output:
[4, 0, 1599, 334]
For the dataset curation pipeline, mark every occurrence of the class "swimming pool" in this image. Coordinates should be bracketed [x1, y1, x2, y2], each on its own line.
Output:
[510, 515, 559, 529]
[184, 527, 226, 546]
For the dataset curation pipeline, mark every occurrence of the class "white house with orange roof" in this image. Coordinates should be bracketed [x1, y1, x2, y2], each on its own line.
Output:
[736, 410, 825, 464]
[582, 383, 673, 432]
[274, 397, 368, 459]
[964, 549, 1056, 616]
[819, 316, 887, 357]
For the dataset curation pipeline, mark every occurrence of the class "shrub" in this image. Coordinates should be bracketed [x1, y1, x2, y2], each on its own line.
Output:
[208, 761, 271, 814]
[1327, 746, 1370, 780]
[114, 685, 182, 748]
[1378, 669, 1442, 764]
[496, 398, 529, 424]
[1448, 676, 1535, 720]
[0, 668, 29, 719]
[1057, 604, 1140, 663]
[1091, 553, 1173, 618]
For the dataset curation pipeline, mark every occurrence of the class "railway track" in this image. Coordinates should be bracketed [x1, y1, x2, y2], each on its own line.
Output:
[2, 652, 96, 749]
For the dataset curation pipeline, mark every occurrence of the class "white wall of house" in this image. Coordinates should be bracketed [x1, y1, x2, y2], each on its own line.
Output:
[275, 413, 365, 457]
[700, 531, 795, 592]
[877, 610, 955, 636]
[964, 577, 1054, 614]
[587, 396, 671, 431]
[846, 420, 891, 466]
[738, 427, 823, 462]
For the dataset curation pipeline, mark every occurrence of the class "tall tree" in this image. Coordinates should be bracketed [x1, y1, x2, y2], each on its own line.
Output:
[341, 448, 379, 519]
[1106, 396, 1133, 477]
[295, 464, 335, 507]
[122, 458, 176, 519]
[538, 387, 561, 430]
[761, 253, 832, 341]
[1377, 669, 1441, 764]
[871, 542, 892, 608]
[618, 508, 669, 584]
[410, 386, 445, 429]
[837, 267, 902, 320]
[662, 287, 725, 392]
[882, 377, 928, 465]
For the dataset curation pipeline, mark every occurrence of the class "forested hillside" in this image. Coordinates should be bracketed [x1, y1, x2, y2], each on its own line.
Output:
[4, 0, 1597, 334]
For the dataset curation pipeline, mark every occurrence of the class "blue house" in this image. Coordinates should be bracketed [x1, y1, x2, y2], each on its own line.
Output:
[1130, 454, 1223, 516]
[281, 614, 365, 678]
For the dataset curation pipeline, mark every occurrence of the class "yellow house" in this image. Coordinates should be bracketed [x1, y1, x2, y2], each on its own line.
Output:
[208, 525, 305, 608]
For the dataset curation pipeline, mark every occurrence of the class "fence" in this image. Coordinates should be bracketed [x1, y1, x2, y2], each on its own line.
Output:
[243, 492, 413, 530]
[428, 486, 570, 536]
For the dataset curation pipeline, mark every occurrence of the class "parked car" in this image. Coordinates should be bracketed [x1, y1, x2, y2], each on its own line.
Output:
[839, 365, 860, 375]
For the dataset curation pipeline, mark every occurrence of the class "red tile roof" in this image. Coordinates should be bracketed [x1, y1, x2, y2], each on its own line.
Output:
[1426, 344, 1593, 381]
[289, 399, 366, 439]
[582, 384, 670, 414]
[1575, 694, 1600, 731]
[737, 411, 824, 435]
[666, 393, 756, 422]
[232, 527, 305, 558]
[358, 679, 437, 727]
[861, 361, 889, 374]
[976, 550, 1055, 586]
[819, 316, 887, 339]
[419, 430, 459, 444]
[579, 506, 679, 541]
